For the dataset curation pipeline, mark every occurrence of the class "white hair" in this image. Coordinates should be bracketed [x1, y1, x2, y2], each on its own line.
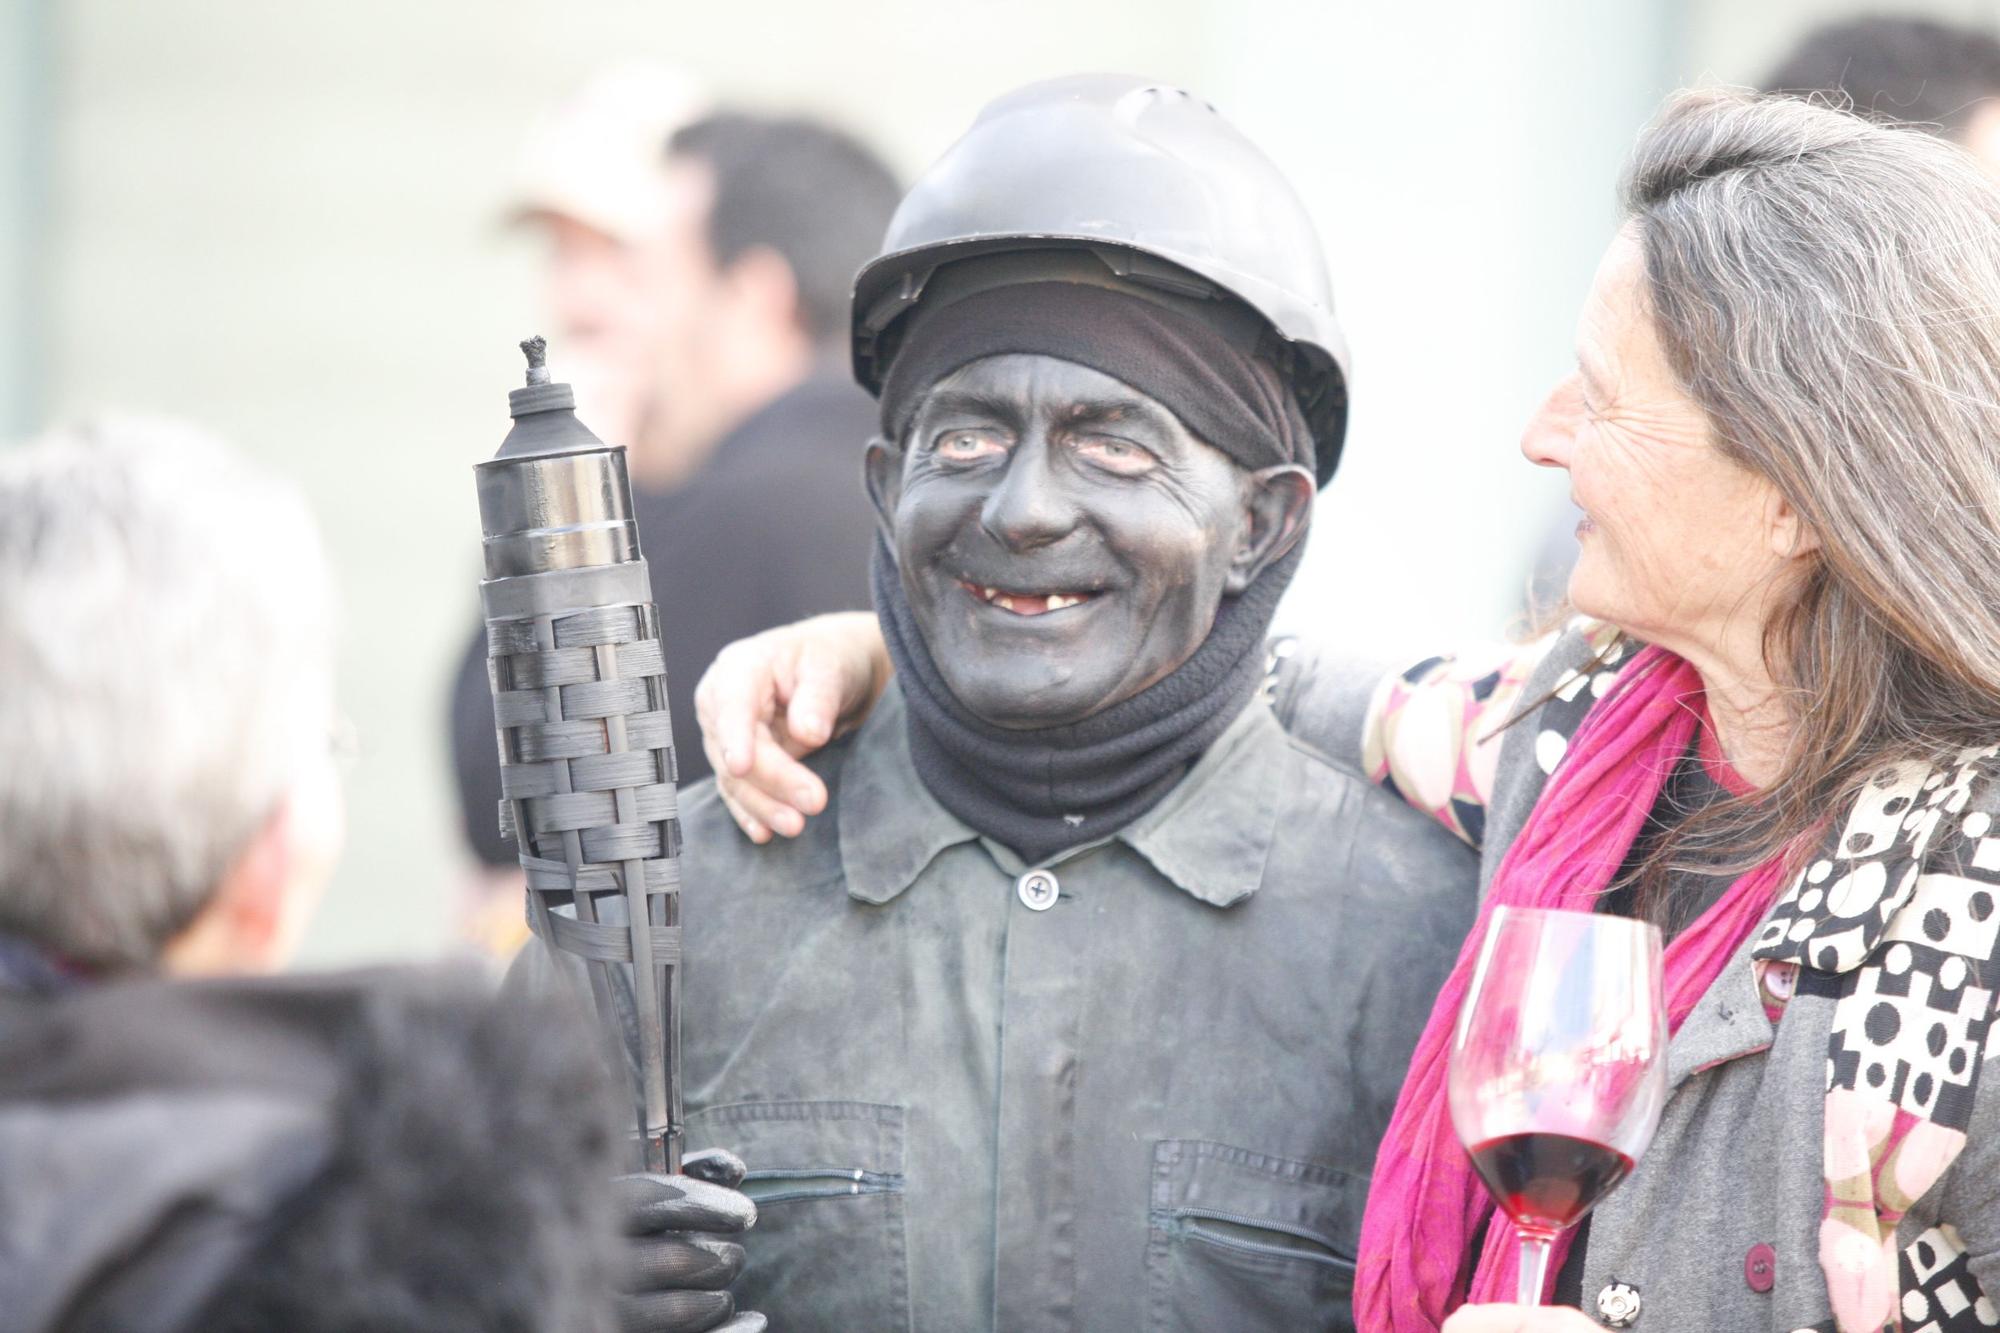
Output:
[0, 417, 337, 968]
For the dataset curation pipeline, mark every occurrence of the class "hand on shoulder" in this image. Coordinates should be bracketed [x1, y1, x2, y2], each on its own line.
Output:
[693, 612, 888, 842]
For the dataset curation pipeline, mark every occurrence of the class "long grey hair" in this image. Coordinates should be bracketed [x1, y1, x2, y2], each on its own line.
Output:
[1622, 88, 2000, 881]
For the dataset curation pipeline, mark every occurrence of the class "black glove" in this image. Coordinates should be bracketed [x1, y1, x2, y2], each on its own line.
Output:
[615, 1147, 764, 1333]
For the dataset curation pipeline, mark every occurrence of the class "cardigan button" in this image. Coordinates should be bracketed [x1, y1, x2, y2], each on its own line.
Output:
[1745, 1242, 1776, 1293]
[1016, 869, 1059, 911]
[1596, 1280, 1641, 1327]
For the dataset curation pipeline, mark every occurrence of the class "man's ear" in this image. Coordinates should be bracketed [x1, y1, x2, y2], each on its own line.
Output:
[158, 807, 295, 977]
[1962, 98, 2000, 172]
[863, 437, 903, 546]
[1224, 464, 1314, 595]
[721, 244, 803, 339]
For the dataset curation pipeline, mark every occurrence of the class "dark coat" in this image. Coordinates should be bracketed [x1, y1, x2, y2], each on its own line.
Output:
[0, 965, 621, 1333]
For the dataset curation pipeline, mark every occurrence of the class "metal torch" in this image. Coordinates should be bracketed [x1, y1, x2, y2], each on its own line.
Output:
[475, 336, 683, 1173]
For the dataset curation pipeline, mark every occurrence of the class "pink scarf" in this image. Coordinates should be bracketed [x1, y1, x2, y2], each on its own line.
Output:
[1355, 647, 1793, 1328]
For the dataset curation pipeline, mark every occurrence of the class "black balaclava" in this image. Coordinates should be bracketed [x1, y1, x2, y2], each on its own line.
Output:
[873, 279, 1314, 864]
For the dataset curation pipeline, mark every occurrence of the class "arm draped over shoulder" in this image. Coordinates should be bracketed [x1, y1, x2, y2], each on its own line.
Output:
[1267, 619, 1625, 851]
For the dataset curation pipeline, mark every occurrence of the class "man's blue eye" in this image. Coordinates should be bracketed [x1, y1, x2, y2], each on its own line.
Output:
[934, 430, 1005, 460]
[1077, 436, 1155, 471]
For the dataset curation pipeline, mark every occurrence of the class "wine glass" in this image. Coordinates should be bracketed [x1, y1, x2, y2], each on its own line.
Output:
[1448, 905, 1667, 1305]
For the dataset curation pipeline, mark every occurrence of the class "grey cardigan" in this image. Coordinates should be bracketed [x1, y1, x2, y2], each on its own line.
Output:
[1273, 625, 2000, 1333]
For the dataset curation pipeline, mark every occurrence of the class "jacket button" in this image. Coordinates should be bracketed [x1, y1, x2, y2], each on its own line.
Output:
[1745, 1242, 1776, 1293]
[1017, 869, 1059, 911]
[1596, 1280, 1641, 1327]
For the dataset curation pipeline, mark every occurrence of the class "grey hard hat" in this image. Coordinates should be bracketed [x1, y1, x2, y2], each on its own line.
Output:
[852, 73, 1350, 485]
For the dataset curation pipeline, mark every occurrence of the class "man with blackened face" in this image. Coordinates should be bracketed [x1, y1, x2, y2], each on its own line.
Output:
[863, 270, 1323, 860]
[890, 351, 1297, 728]
[524, 77, 1479, 1333]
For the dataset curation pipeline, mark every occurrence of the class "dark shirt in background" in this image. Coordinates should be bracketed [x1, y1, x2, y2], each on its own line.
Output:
[450, 371, 879, 865]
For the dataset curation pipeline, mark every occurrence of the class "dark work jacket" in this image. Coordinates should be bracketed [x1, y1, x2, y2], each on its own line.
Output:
[0, 984, 333, 1332]
[514, 683, 1479, 1331]
[451, 370, 878, 863]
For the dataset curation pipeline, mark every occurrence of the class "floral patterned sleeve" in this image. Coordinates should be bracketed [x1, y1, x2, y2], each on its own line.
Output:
[1360, 621, 1621, 849]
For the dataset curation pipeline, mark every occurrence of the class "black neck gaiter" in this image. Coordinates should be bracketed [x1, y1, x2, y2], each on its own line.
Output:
[872, 279, 1314, 865]
[875, 539, 1301, 865]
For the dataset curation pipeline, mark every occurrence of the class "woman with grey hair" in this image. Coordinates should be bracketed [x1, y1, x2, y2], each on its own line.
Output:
[690, 88, 2000, 1330]
[1357, 87, 2000, 1333]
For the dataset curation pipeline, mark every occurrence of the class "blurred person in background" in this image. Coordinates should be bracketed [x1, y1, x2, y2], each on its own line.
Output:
[3, 963, 633, 1332]
[449, 107, 899, 958]
[1765, 13, 2000, 165]
[506, 61, 712, 452]
[0, 419, 344, 987]
[452, 62, 708, 957]
[0, 422, 760, 1332]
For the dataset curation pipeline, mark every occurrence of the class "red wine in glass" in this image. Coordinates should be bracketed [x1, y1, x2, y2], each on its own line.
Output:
[1467, 1131, 1634, 1235]
[1448, 905, 1666, 1305]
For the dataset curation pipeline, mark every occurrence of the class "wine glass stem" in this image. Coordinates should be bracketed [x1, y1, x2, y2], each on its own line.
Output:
[1516, 1227, 1554, 1306]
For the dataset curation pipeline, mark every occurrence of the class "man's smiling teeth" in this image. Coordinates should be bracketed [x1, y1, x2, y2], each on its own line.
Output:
[962, 583, 1096, 616]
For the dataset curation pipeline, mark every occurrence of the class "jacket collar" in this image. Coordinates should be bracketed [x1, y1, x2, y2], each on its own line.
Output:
[838, 684, 1284, 910]
[1117, 701, 1284, 908]
[1669, 919, 1774, 1092]
[838, 686, 978, 906]
[1751, 748, 1995, 975]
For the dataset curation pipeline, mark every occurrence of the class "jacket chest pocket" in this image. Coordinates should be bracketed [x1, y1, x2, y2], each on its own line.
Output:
[1145, 1139, 1363, 1333]
[687, 1099, 910, 1333]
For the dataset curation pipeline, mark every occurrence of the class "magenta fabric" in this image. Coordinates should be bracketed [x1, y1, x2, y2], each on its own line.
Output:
[1354, 647, 1795, 1329]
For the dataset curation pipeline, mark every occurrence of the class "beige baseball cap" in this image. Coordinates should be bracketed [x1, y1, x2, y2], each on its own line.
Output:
[508, 61, 711, 243]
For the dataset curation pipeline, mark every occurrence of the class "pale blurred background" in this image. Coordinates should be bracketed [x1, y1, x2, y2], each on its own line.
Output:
[3, 0, 1994, 963]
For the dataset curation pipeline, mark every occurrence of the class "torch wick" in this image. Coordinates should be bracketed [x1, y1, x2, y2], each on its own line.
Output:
[520, 335, 551, 386]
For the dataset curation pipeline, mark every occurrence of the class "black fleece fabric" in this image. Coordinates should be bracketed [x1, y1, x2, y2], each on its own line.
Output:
[875, 540, 1300, 865]
[0, 965, 621, 1333]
